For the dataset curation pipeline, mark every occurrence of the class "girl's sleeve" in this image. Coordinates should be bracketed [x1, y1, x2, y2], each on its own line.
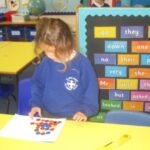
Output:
[81, 59, 99, 117]
[29, 63, 45, 108]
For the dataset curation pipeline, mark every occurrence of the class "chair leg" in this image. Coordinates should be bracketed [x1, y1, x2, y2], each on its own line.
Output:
[11, 94, 17, 103]
[9, 94, 17, 114]
[3, 95, 17, 114]
[6, 98, 10, 114]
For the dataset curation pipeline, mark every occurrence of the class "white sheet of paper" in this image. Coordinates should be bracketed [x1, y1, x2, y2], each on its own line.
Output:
[0, 114, 66, 142]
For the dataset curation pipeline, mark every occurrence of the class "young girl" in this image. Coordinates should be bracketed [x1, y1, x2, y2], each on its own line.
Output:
[29, 18, 99, 121]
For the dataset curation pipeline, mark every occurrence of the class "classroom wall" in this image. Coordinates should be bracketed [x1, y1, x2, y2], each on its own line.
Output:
[117, 0, 150, 6]
[0, 0, 83, 14]
[0, 0, 80, 34]
[131, 0, 150, 6]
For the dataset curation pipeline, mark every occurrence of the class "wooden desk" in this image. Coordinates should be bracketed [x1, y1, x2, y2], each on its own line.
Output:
[0, 42, 36, 74]
[0, 114, 150, 150]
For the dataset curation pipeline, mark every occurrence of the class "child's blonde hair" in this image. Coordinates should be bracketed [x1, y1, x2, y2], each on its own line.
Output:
[35, 18, 75, 70]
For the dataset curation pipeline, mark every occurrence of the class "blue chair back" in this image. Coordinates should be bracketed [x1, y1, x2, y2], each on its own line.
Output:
[105, 110, 150, 126]
[0, 83, 16, 113]
[18, 78, 31, 115]
[0, 84, 14, 98]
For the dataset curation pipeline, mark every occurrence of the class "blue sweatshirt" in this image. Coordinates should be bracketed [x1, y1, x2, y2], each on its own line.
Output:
[29, 53, 99, 118]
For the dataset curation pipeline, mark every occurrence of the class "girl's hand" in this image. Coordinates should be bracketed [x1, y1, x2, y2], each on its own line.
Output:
[72, 112, 88, 122]
[28, 107, 42, 119]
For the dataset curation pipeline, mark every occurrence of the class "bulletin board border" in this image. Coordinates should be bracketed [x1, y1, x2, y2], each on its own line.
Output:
[78, 8, 150, 56]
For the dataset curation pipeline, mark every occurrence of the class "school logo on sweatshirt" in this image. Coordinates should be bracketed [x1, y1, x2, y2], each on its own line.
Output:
[65, 77, 78, 91]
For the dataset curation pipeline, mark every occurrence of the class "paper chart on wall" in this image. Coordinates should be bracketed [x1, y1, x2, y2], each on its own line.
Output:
[0, 0, 6, 8]
[0, 114, 66, 142]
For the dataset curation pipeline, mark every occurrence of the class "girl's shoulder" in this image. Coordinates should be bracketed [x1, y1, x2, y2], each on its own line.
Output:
[71, 52, 92, 70]
[35, 56, 51, 70]
[74, 52, 91, 64]
[39, 56, 51, 65]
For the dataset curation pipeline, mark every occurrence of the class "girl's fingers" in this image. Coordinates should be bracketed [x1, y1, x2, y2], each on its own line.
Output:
[73, 112, 87, 122]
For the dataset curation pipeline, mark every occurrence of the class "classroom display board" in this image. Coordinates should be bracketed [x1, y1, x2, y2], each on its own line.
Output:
[78, 8, 150, 122]
[0, 0, 91, 14]
[44, 0, 81, 14]
[116, 0, 150, 7]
